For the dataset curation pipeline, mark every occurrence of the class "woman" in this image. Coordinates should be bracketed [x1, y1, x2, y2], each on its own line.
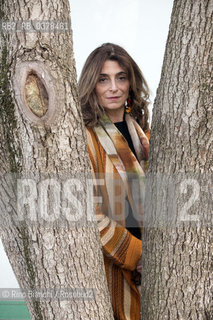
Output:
[78, 43, 150, 320]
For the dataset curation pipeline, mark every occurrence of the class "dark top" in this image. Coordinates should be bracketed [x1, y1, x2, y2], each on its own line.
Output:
[114, 120, 137, 159]
[114, 120, 141, 240]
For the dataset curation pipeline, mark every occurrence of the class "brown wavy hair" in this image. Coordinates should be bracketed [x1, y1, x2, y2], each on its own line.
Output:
[78, 43, 150, 132]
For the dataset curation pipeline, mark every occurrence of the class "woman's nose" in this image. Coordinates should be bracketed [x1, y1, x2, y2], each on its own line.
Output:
[109, 79, 118, 91]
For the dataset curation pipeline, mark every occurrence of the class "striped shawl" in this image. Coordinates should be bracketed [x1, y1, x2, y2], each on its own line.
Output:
[86, 114, 149, 320]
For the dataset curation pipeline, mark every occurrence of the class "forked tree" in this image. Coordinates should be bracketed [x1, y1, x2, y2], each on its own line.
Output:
[141, 0, 212, 319]
[1, 0, 212, 319]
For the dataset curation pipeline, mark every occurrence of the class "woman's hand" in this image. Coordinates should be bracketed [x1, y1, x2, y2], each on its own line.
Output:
[131, 255, 142, 286]
[136, 255, 142, 274]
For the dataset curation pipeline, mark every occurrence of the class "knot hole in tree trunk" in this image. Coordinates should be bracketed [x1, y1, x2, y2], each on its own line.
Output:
[25, 72, 48, 118]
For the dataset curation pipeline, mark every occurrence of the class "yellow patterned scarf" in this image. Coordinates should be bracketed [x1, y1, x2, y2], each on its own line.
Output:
[94, 113, 149, 224]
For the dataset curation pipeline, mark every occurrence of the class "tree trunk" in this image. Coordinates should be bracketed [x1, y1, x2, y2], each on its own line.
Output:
[141, 0, 212, 319]
[0, 1, 114, 319]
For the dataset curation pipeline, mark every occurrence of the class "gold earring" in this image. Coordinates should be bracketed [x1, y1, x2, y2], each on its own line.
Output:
[125, 99, 131, 113]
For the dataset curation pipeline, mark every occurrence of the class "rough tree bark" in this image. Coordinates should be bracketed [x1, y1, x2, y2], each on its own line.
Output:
[0, 1, 114, 319]
[141, 0, 212, 319]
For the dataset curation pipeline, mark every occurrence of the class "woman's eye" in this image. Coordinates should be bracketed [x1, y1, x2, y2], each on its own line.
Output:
[118, 76, 127, 81]
[99, 78, 108, 83]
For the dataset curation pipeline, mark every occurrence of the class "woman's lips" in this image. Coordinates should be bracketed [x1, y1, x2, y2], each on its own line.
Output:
[107, 96, 120, 100]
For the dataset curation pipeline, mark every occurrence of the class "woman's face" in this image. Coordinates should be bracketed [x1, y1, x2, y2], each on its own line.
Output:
[95, 60, 130, 122]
